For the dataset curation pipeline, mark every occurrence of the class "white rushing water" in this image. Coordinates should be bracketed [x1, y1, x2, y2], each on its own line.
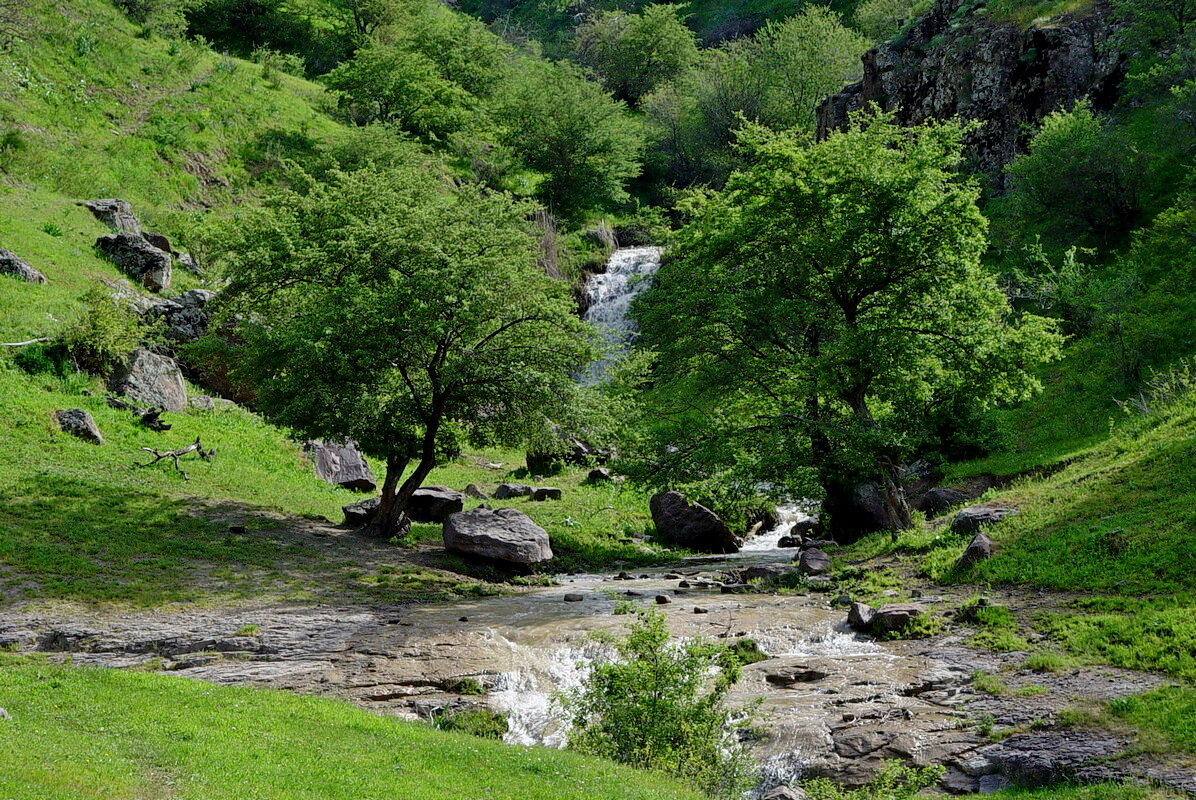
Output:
[582, 246, 662, 381]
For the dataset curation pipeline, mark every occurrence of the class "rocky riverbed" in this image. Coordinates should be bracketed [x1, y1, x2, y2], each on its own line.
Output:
[1, 536, 1193, 797]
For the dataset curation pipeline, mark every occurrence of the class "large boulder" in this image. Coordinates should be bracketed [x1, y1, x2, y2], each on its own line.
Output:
[443, 507, 553, 565]
[85, 198, 141, 234]
[531, 487, 562, 501]
[649, 490, 739, 554]
[493, 483, 533, 500]
[54, 409, 103, 444]
[0, 249, 46, 284]
[956, 531, 994, 568]
[109, 349, 187, 412]
[871, 604, 926, 634]
[952, 506, 1018, 535]
[913, 487, 969, 517]
[847, 602, 875, 630]
[304, 440, 376, 492]
[144, 289, 215, 344]
[96, 233, 171, 293]
[797, 547, 832, 575]
[342, 496, 381, 527]
[409, 486, 465, 523]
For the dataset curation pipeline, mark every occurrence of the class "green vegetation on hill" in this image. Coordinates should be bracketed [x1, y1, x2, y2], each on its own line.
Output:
[0, 655, 704, 800]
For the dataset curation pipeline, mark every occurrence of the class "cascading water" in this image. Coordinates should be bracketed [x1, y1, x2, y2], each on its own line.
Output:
[582, 246, 662, 381]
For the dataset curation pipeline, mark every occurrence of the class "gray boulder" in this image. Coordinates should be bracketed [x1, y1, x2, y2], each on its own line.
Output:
[587, 467, 613, 482]
[744, 563, 794, 583]
[0, 249, 47, 284]
[952, 506, 1018, 535]
[304, 440, 376, 492]
[85, 198, 141, 234]
[463, 483, 488, 500]
[54, 409, 103, 444]
[914, 487, 969, 517]
[762, 788, 810, 800]
[531, 487, 562, 501]
[957, 531, 994, 568]
[649, 490, 739, 553]
[142, 231, 175, 254]
[189, 395, 235, 412]
[109, 349, 187, 412]
[493, 483, 533, 500]
[847, 602, 875, 630]
[871, 603, 926, 634]
[342, 496, 381, 527]
[409, 486, 465, 523]
[145, 289, 215, 343]
[96, 233, 171, 292]
[443, 507, 553, 565]
[797, 547, 832, 575]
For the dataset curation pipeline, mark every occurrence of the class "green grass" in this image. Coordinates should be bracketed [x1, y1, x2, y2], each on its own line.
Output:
[0, 655, 702, 800]
[989, 785, 1181, 800]
[981, 0, 1096, 28]
[1109, 686, 1196, 754]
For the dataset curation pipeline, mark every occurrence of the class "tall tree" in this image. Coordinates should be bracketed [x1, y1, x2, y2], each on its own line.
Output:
[631, 113, 1061, 540]
[574, 4, 699, 105]
[208, 165, 597, 538]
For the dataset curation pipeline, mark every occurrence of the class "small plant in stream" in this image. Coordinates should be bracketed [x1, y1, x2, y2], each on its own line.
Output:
[802, 760, 945, 799]
[567, 608, 756, 799]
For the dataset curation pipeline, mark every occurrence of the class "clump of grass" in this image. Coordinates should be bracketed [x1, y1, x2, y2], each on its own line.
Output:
[971, 670, 1008, 695]
[432, 708, 509, 740]
[1017, 685, 1049, 697]
[234, 624, 260, 637]
[727, 638, 768, 666]
[443, 677, 486, 696]
[1023, 651, 1075, 673]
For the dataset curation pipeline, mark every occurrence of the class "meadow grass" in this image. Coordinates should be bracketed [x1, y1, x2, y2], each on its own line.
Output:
[0, 655, 702, 800]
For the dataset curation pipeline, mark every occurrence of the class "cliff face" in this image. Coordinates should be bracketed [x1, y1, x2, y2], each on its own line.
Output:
[817, 0, 1126, 188]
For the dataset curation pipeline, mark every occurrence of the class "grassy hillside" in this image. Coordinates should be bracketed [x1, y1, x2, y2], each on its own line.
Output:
[0, 655, 704, 800]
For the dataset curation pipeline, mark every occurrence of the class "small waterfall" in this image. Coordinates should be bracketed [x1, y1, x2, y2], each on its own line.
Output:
[582, 246, 662, 381]
[740, 505, 818, 553]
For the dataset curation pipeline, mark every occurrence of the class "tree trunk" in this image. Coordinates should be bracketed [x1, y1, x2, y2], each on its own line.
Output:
[369, 453, 410, 539]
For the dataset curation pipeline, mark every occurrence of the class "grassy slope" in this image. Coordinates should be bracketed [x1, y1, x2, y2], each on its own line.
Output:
[0, 655, 701, 800]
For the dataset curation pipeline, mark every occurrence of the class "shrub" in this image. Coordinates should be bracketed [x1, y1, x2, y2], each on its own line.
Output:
[802, 760, 945, 799]
[568, 608, 756, 799]
[432, 708, 509, 739]
[60, 289, 151, 376]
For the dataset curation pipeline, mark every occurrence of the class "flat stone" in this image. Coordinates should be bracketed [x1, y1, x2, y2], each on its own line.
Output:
[872, 603, 926, 633]
[563, 594, 584, 602]
[408, 486, 465, 523]
[952, 506, 1018, 535]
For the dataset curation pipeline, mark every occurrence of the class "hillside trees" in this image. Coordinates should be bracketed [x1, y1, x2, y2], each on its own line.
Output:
[631, 114, 1061, 540]
[574, 4, 699, 105]
[207, 164, 597, 539]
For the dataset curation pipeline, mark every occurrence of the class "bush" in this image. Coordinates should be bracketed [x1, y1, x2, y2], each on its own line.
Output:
[60, 289, 152, 376]
[802, 760, 945, 799]
[432, 708, 509, 739]
[568, 608, 756, 799]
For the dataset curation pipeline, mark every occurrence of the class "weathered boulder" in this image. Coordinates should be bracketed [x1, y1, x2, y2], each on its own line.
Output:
[797, 547, 832, 575]
[974, 732, 1129, 788]
[342, 496, 381, 527]
[777, 535, 802, 548]
[586, 467, 613, 482]
[85, 198, 141, 234]
[303, 440, 376, 492]
[872, 604, 926, 634]
[952, 506, 1018, 535]
[493, 483, 533, 500]
[54, 409, 103, 444]
[443, 507, 553, 565]
[142, 231, 175, 254]
[649, 490, 740, 553]
[744, 563, 794, 583]
[531, 487, 562, 501]
[144, 289, 215, 344]
[109, 349, 187, 412]
[0, 249, 47, 284]
[847, 602, 875, 630]
[409, 486, 465, 523]
[957, 531, 994, 569]
[96, 233, 171, 292]
[914, 487, 969, 517]
[463, 483, 488, 500]
[790, 515, 821, 536]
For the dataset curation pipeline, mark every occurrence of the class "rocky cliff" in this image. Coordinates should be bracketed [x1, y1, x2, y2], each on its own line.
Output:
[817, 0, 1126, 189]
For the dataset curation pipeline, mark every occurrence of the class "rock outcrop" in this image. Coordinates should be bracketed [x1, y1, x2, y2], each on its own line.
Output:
[952, 506, 1018, 535]
[0, 249, 47, 284]
[54, 409, 103, 444]
[143, 289, 215, 344]
[85, 198, 141, 234]
[109, 349, 187, 412]
[96, 233, 172, 293]
[649, 490, 740, 553]
[817, 0, 1126, 187]
[304, 440, 376, 492]
[442, 507, 553, 565]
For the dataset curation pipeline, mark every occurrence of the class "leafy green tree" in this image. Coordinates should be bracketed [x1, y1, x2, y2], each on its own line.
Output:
[569, 608, 756, 800]
[852, 0, 921, 41]
[575, 4, 699, 105]
[207, 164, 596, 538]
[632, 113, 1061, 540]
[496, 62, 644, 217]
[1000, 103, 1143, 254]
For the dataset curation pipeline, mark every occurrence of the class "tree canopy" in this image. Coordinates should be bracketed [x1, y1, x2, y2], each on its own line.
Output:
[630, 113, 1062, 539]
[208, 163, 597, 537]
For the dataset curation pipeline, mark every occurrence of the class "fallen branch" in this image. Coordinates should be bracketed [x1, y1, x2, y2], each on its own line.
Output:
[137, 437, 215, 481]
[0, 337, 50, 347]
[106, 395, 172, 432]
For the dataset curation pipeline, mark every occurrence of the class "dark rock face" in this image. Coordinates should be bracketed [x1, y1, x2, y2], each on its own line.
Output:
[797, 548, 832, 575]
[0, 249, 47, 284]
[817, 0, 1126, 188]
[143, 289, 215, 344]
[913, 487, 969, 517]
[442, 507, 553, 565]
[649, 490, 740, 554]
[109, 349, 187, 412]
[531, 487, 562, 501]
[409, 487, 465, 523]
[96, 233, 172, 293]
[952, 506, 1018, 535]
[975, 732, 1130, 787]
[463, 484, 488, 500]
[304, 440, 376, 492]
[85, 199, 141, 234]
[342, 496, 381, 527]
[142, 231, 174, 254]
[586, 467, 613, 483]
[54, 409, 103, 444]
[872, 604, 926, 633]
[493, 483, 533, 500]
[847, 602, 875, 630]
